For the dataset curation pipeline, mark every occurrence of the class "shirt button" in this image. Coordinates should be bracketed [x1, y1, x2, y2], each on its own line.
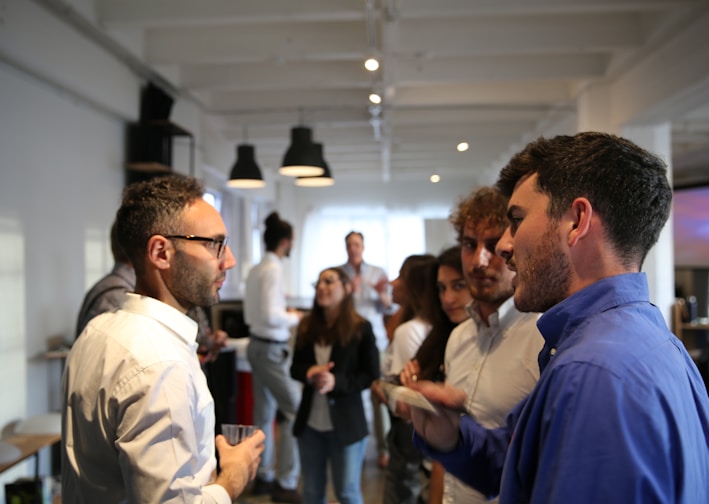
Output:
[550, 348, 557, 356]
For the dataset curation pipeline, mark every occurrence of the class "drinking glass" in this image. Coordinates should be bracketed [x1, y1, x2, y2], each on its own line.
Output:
[221, 424, 256, 445]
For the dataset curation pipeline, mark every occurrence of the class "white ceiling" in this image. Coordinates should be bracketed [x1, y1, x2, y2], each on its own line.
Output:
[40, 0, 709, 186]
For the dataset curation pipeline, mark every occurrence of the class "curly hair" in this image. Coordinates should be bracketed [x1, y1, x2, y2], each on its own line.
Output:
[496, 132, 672, 268]
[449, 186, 508, 243]
[115, 174, 204, 275]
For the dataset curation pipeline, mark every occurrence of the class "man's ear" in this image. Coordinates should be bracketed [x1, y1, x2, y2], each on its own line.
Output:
[567, 197, 593, 247]
[147, 235, 172, 270]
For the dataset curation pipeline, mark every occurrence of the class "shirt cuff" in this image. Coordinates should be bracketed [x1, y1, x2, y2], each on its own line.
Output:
[203, 483, 232, 504]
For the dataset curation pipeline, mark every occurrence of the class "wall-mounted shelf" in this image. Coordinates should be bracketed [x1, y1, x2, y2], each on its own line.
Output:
[125, 120, 194, 176]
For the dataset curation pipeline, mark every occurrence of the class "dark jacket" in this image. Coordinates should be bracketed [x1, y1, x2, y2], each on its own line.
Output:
[291, 320, 379, 445]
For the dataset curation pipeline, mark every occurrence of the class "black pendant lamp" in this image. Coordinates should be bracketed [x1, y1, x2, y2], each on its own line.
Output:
[227, 144, 266, 189]
[295, 143, 334, 187]
[280, 126, 325, 177]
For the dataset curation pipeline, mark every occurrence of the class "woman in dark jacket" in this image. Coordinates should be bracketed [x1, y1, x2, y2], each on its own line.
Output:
[291, 266, 380, 504]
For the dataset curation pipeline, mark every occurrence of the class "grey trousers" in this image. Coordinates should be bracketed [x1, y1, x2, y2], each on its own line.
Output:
[246, 338, 302, 489]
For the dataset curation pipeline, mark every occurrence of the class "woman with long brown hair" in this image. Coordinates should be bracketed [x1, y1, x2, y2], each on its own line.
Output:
[291, 267, 380, 504]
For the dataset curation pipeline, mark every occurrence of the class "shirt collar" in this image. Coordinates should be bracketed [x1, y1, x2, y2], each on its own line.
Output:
[467, 295, 517, 330]
[536, 272, 649, 368]
[122, 292, 199, 346]
[265, 251, 281, 263]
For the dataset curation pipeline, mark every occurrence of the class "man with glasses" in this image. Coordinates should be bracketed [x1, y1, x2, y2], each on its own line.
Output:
[62, 174, 264, 503]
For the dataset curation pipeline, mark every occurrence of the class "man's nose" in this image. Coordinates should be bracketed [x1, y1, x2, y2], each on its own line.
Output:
[222, 245, 237, 269]
[474, 246, 491, 268]
[496, 227, 513, 261]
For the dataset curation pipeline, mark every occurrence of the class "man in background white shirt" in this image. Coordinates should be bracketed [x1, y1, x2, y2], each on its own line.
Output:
[340, 230, 394, 468]
[244, 211, 304, 503]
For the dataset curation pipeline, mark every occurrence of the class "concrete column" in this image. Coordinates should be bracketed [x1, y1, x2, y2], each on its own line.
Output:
[576, 84, 675, 325]
[622, 123, 675, 326]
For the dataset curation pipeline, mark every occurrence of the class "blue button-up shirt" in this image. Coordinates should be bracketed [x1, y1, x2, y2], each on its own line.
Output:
[417, 273, 709, 503]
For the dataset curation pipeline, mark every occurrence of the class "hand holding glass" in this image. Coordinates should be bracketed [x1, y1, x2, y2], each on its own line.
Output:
[221, 424, 256, 445]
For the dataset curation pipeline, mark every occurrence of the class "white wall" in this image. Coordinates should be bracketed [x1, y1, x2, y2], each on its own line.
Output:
[0, 0, 191, 491]
[0, 60, 127, 489]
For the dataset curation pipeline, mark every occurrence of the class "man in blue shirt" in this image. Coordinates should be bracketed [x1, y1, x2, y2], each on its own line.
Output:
[405, 132, 709, 503]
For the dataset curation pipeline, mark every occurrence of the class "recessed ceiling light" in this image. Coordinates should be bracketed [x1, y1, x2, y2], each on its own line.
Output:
[364, 58, 380, 71]
[430, 174, 441, 183]
[457, 142, 469, 152]
[369, 93, 382, 104]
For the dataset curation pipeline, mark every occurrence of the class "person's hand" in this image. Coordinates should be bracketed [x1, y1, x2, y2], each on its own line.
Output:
[373, 276, 389, 294]
[400, 359, 421, 387]
[312, 370, 335, 394]
[307, 362, 335, 394]
[393, 398, 412, 420]
[215, 429, 265, 500]
[197, 328, 228, 364]
[372, 276, 393, 308]
[407, 380, 467, 452]
[287, 307, 305, 321]
[370, 379, 387, 404]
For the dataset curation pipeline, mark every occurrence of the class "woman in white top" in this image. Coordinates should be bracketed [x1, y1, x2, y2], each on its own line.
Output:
[376, 254, 437, 504]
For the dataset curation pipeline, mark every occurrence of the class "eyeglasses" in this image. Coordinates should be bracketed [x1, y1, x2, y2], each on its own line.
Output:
[164, 235, 229, 259]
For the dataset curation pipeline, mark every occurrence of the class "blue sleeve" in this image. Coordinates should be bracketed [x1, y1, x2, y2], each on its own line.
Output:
[412, 401, 521, 497]
[517, 360, 694, 503]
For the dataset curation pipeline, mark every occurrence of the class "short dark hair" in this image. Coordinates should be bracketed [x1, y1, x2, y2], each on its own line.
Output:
[264, 211, 293, 251]
[345, 231, 364, 243]
[496, 132, 672, 268]
[115, 174, 204, 275]
[449, 186, 508, 243]
[110, 218, 130, 265]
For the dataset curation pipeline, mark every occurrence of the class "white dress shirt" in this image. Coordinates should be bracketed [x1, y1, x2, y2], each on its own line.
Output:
[382, 317, 431, 376]
[62, 293, 230, 504]
[341, 261, 392, 351]
[442, 297, 543, 504]
[244, 252, 300, 342]
[382, 317, 431, 411]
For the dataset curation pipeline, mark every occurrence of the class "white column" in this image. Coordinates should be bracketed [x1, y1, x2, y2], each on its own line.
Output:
[577, 82, 617, 134]
[622, 124, 675, 326]
[576, 85, 675, 326]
